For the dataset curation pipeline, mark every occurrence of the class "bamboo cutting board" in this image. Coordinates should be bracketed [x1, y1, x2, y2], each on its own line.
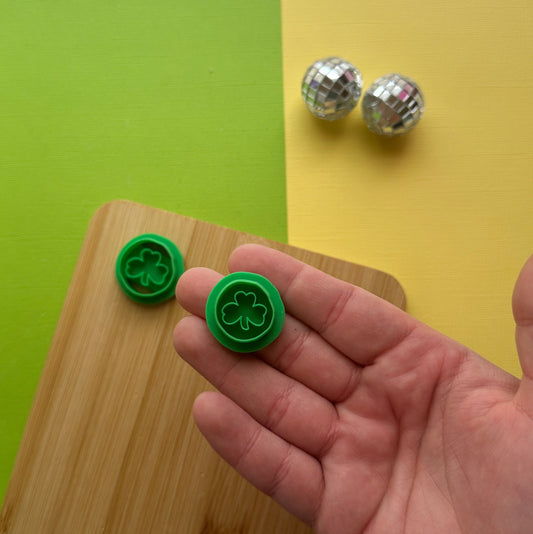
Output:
[1, 200, 405, 534]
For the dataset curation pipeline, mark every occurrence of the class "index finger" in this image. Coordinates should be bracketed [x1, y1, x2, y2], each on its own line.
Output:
[228, 244, 417, 366]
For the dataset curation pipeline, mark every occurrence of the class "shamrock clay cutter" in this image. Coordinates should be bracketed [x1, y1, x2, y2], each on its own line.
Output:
[206, 272, 285, 353]
[116, 234, 184, 304]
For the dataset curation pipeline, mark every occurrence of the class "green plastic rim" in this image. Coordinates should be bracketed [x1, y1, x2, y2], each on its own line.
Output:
[206, 272, 285, 353]
[116, 234, 184, 304]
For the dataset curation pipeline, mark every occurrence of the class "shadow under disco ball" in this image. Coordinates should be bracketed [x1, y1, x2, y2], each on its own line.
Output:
[301, 57, 363, 121]
[361, 73, 425, 136]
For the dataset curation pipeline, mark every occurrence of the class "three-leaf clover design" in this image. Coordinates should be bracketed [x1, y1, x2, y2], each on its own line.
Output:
[221, 290, 268, 331]
[125, 248, 170, 288]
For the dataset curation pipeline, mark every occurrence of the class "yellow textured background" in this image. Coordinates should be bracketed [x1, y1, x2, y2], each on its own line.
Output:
[282, 0, 533, 376]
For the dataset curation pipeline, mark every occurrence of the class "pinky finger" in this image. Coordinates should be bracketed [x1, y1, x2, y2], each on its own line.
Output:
[193, 391, 324, 526]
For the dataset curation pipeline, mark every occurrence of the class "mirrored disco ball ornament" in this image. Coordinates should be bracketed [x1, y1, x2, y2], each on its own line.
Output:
[361, 73, 425, 136]
[301, 57, 363, 120]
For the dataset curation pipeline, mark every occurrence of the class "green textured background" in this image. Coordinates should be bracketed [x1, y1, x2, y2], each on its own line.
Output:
[0, 1, 286, 504]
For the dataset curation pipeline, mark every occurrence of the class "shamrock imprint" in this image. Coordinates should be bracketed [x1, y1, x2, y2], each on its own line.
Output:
[221, 291, 268, 331]
[125, 248, 170, 287]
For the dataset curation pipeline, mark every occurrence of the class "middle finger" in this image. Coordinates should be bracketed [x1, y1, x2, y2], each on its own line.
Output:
[176, 267, 361, 403]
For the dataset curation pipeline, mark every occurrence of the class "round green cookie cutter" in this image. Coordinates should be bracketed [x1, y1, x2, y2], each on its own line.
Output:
[116, 234, 184, 304]
[206, 272, 285, 353]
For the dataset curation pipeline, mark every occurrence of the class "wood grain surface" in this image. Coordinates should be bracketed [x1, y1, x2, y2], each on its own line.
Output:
[0, 200, 405, 534]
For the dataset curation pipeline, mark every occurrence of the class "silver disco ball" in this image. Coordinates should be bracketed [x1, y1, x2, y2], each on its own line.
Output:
[301, 57, 363, 121]
[361, 73, 425, 136]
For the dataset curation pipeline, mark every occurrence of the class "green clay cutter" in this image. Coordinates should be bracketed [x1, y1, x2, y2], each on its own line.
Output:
[206, 272, 285, 353]
[116, 234, 184, 304]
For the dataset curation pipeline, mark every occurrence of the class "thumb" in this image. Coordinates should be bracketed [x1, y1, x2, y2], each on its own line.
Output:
[513, 254, 533, 407]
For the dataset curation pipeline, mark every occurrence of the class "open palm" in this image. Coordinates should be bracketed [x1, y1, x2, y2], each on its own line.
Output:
[174, 245, 533, 534]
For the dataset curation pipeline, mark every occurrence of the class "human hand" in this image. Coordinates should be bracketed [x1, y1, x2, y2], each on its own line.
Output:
[173, 244, 533, 534]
